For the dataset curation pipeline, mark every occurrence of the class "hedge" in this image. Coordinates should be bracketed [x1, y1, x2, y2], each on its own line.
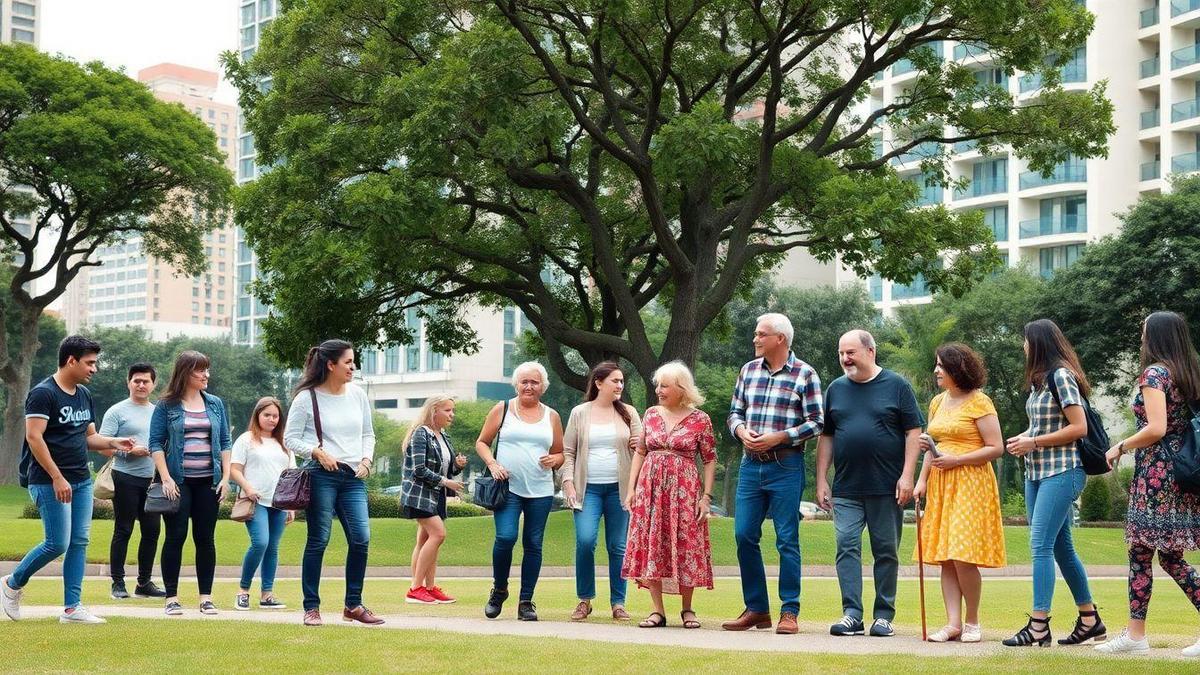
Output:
[22, 493, 489, 520]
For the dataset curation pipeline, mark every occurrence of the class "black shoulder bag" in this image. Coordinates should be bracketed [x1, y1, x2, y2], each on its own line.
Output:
[472, 400, 510, 510]
[1046, 374, 1110, 476]
[1171, 402, 1200, 495]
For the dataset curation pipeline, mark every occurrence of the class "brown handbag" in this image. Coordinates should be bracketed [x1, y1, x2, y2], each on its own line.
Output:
[230, 494, 257, 522]
[273, 389, 321, 510]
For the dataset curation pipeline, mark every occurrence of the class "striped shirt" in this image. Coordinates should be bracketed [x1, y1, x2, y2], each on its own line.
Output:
[728, 352, 824, 451]
[182, 408, 214, 478]
[1023, 367, 1083, 481]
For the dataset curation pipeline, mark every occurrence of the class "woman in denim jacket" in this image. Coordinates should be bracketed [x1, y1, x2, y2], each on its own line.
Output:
[149, 350, 232, 617]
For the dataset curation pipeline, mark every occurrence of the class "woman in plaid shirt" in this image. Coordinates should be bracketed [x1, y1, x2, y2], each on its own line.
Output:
[1003, 320, 1102, 647]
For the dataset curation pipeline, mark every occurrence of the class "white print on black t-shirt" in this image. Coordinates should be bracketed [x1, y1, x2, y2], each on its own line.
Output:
[58, 406, 92, 425]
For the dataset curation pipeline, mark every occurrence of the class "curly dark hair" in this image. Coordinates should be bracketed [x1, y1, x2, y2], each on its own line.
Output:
[935, 342, 987, 391]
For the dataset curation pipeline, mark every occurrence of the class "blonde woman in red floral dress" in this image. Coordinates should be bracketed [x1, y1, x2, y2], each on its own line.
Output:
[621, 361, 717, 630]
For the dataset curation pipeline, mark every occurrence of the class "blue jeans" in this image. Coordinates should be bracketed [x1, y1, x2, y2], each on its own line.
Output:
[302, 465, 370, 611]
[240, 504, 288, 592]
[492, 490, 554, 602]
[10, 478, 93, 608]
[734, 453, 804, 615]
[573, 482, 628, 606]
[1026, 466, 1092, 612]
[833, 495, 903, 621]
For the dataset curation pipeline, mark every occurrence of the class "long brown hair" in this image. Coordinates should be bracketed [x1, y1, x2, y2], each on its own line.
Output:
[247, 397, 286, 449]
[1141, 311, 1200, 402]
[160, 350, 211, 404]
[292, 339, 354, 397]
[584, 361, 632, 427]
[1023, 319, 1091, 397]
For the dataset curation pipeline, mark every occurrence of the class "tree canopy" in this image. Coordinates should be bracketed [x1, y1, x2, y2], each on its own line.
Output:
[228, 0, 1112, 394]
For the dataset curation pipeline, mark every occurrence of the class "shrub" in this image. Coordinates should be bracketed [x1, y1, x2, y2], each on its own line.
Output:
[446, 501, 488, 518]
[1080, 476, 1112, 522]
[366, 491, 403, 518]
[22, 499, 113, 520]
[1001, 490, 1026, 518]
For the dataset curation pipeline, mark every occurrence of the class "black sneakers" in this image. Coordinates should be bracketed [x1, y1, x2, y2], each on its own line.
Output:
[259, 596, 287, 609]
[134, 582, 166, 599]
[110, 582, 129, 600]
[830, 615, 865, 636]
[484, 588, 509, 619]
[517, 601, 538, 622]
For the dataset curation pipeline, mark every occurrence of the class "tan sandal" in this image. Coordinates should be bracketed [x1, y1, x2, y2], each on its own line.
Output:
[928, 625, 963, 642]
[570, 601, 592, 622]
[681, 609, 701, 629]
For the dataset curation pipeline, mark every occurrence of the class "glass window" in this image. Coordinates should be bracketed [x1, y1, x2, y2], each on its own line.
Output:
[240, 3, 255, 25]
[384, 347, 400, 374]
[363, 349, 377, 375]
[241, 26, 256, 49]
[13, 2, 35, 17]
[427, 351, 445, 371]
[238, 158, 255, 180]
[12, 17, 34, 28]
[503, 308, 516, 340]
[374, 399, 398, 410]
[503, 344, 516, 377]
[11, 29, 35, 44]
[407, 398, 425, 409]
[259, 0, 275, 18]
[238, 297, 251, 317]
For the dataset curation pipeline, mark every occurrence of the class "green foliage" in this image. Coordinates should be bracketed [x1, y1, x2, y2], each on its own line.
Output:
[1041, 175, 1200, 396]
[1079, 476, 1112, 522]
[879, 312, 958, 404]
[1001, 490, 1026, 519]
[226, 0, 1109, 389]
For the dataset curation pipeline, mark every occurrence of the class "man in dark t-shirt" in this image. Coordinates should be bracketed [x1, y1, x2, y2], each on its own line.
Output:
[815, 330, 923, 638]
[2, 336, 133, 625]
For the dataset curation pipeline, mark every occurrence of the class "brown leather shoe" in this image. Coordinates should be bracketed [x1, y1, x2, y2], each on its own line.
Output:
[721, 609, 772, 631]
[612, 605, 631, 621]
[342, 605, 385, 625]
[570, 601, 592, 621]
[776, 611, 799, 634]
[303, 609, 322, 626]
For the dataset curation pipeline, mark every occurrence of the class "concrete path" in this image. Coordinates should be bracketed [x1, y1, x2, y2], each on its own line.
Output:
[16, 605, 1190, 661]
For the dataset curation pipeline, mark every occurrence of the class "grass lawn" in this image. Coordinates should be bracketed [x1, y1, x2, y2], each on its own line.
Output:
[0, 502, 1133, 567]
[2, 619, 1193, 674]
[15, 577, 1200, 646]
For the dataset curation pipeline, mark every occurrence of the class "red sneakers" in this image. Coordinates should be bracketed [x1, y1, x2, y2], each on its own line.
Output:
[405, 587, 439, 605]
[425, 586, 456, 604]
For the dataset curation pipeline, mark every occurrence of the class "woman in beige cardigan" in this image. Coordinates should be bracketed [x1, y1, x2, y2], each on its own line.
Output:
[561, 361, 642, 622]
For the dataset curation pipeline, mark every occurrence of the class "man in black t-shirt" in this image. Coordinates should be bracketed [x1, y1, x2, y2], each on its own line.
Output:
[1, 336, 133, 625]
[815, 330, 923, 638]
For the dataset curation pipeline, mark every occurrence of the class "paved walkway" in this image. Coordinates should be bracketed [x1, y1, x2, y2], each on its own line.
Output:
[16, 605, 1189, 660]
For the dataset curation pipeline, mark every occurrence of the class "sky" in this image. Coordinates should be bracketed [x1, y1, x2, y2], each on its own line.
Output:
[41, 0, 239, 104]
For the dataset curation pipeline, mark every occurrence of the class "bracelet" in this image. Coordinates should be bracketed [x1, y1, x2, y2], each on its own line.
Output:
[702, 493, 712, 499]
[1119, 441, 1126, 455]
[1032, 436, 1039, 449]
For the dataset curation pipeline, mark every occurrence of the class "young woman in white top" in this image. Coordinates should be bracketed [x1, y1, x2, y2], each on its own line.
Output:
[561, 361, 642, 622]
[400, 395, 467, 605]
[283, 339, 382, 627]
[475, 361, 564, 622]
[231, 397, 295, 611]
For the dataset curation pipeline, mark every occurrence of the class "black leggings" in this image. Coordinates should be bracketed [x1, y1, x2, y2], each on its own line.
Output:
[160, 477, 219, 597]
[109, 470, 160, 585]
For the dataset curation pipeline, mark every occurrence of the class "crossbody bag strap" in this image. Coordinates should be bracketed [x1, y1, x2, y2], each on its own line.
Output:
[310, 388, 324, 448]
[492, 399, 509, 462]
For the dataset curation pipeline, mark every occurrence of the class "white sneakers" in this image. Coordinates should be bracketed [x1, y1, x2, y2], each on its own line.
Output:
[1182, 637, 1200, 658]
[59, 606, 106, 624]
[1, 575, 21, 621]
[1094, 629, 1150, 655]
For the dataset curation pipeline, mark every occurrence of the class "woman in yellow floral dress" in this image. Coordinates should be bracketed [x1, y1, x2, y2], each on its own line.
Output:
[913, 343, 1006, 643]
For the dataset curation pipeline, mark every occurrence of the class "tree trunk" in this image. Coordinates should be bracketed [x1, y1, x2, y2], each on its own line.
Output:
[0, 308, 42, 485]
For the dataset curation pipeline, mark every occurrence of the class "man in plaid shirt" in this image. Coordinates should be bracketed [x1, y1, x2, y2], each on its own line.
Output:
[721, 313, 823, 635]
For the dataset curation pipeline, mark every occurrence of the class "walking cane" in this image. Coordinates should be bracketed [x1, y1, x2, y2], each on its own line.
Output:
[914, 495, 928, 642]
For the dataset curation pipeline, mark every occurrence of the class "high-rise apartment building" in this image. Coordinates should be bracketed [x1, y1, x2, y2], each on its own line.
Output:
[61, 64, 239, 339]
[2, 1, 38, 47]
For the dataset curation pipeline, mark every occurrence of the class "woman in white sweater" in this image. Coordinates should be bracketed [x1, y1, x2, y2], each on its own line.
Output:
[283, 339, 380, 627]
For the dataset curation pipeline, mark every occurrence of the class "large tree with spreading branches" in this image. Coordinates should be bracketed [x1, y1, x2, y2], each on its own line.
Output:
[228, 0, 1112, 394]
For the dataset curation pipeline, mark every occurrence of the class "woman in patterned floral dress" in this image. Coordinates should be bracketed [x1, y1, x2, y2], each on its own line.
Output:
[621, 361, 717, 630]
[1097, 311, 1200, 657]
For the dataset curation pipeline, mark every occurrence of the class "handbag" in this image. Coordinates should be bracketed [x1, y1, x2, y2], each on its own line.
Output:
[1046, 374, 1110, 476]
[273, 389, 321, 510]
[472, 399, 510, 510]
[230, 494, 257, 522]
[144, 482, 180, 515]
[1172, 402, 1200, 495]
[93, 458, 116, 500]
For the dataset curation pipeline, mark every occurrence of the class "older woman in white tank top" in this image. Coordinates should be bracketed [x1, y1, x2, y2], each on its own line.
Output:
[475, 361, 564, 622]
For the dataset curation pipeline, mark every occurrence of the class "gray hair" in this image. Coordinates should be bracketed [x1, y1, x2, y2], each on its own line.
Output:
[845, 329, 876, 350]
[510, 361, 549, 390]
[756, 313, 794, 346]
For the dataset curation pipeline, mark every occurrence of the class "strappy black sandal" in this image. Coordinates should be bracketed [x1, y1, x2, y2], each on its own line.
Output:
[1002, 614, 1051, 647]
[680, 609, 701, 629]
[638, 611, 667, 628]
[1057, 609, 1106, 645]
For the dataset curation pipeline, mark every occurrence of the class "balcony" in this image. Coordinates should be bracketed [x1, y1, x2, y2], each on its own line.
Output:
[1141, 160, 1161, 181]
[892, 43, 944, 76]
[891, 141, 940, 166]
[892, 274, 930, 300]
[1174, 43, 1200, 70]
[955, 176, 1007, 199]
[1141, 5, 1159, 27]
[1173, 0, 1200, 18]
[1019, 61, 1087, 93]
[1141, 55, 1161, 78]
[1141, 109, 1160, 129]
[1019, 214, 1087, 239]
[1019, 162, 1087, 190]
[1171, 97, 1200, 122]
[1172, 151, 1200, 173]
[953, 138, 979, 154]
[954, 43, 988, 60]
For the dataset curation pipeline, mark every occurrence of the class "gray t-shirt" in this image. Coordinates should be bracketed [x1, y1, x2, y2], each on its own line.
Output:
[99, 398, 156, 478]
